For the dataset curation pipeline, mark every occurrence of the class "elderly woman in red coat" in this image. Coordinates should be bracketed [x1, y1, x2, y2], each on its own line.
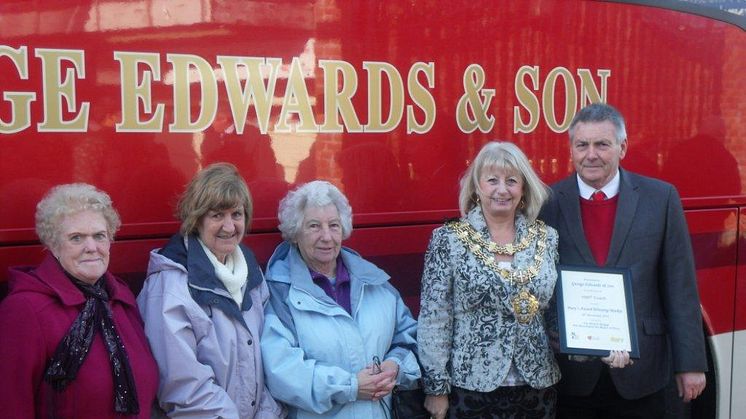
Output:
[0, 183, 158, 418]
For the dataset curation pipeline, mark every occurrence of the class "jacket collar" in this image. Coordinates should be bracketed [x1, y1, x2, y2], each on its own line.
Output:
[606, 169, 639, 266]
[556, 174, 595, 264]
[9, 253, 135, 307]
[266, 241, 389, 296]
[266, 241, 390, 317]
[159, 234, 264, 315]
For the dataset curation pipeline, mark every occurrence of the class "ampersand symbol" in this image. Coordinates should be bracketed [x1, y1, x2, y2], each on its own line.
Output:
[456, 64, 495, 133]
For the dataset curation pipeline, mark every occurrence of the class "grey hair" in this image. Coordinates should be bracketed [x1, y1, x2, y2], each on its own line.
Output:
[35, 183, 121, 249]
[458, 141, 549, 222]
[278, 180, 353, 241]
[568, 103, 627, 144]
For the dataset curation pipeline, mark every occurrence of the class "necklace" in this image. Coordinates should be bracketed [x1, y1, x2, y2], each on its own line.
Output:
[447, 219, 548, 324]
[452, 222, 538, 255]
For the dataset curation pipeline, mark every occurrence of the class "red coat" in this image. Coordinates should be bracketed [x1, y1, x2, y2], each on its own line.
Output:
[0, 254, 158, 418]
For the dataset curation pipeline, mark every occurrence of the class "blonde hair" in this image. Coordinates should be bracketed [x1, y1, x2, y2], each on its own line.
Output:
[35, 183, 121, 249]
[177, 163, 253, 236]
[458, 141, 548, 222]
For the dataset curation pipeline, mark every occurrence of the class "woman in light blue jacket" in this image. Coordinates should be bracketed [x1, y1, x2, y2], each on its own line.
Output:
[261, 180, 421, 419]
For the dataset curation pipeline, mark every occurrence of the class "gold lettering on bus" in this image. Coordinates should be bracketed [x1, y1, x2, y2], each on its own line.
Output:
[0, 46, 36, 134]
[514, 65, 541, 134]
[114, 52, 164, 132]
[274, 57, 318, 133]
[36, 49, 89, 132]
[217, 56, 281, 135]
[319, 60, 362, 133]
[543, 67, 576, 133]
[457, 64, 495, 133]
[2, 45, 610, 136]
[406, 62, 436, 134]
[513, 66, 610, 134]
[577, 68, 610, 107]
[364, 62, 404, 132]
[168, 54, 218, 133]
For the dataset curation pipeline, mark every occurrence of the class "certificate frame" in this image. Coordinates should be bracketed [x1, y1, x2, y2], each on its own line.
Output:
[556, 265, 640, 358]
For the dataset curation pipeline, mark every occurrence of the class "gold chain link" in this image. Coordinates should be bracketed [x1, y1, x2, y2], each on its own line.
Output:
[453, 222, 538, 256]
[447, 219, 548, 324]
[447, 220, 547, 286]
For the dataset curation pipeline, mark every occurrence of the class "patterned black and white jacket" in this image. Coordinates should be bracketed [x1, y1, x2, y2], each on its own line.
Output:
[417, 206, 561, 394]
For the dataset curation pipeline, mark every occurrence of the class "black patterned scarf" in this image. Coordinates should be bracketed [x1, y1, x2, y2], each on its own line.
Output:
[44, 275, 139, 415]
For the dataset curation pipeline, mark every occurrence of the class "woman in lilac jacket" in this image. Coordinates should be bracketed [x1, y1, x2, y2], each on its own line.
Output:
[0, 183, 159, 418]
[137, 163, 284, 418]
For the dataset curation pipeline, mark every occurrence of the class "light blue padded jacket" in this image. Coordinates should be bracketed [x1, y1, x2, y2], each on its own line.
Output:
[261, 242, 421, 419]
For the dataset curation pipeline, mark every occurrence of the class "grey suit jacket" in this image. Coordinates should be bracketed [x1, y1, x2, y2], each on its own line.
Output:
[540, 168, 707, 399]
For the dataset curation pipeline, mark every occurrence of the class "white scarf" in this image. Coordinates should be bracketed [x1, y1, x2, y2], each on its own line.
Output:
[197, 239, 248, 306]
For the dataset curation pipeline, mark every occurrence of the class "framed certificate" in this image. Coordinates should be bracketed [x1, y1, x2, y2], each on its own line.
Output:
[556, 265, 639, 358]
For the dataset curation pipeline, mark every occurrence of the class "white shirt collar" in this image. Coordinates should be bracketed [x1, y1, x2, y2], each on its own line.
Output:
[576, 170, 620, 200]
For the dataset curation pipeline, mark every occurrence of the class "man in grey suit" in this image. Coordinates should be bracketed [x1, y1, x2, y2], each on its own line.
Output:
[540, 103, 707, 418]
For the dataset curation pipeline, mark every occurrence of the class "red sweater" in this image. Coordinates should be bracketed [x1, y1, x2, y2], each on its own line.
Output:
[0, 254, 158, 418]
[580, 195, 619, 266]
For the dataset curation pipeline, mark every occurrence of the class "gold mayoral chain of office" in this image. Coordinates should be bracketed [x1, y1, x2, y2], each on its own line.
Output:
[447, 219, 548, 324]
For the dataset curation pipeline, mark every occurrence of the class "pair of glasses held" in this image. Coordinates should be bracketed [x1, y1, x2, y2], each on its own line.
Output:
[372, 355, 382, 374]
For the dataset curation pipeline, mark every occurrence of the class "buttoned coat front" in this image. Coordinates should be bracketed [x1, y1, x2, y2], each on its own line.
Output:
[540, 169, 708, 399]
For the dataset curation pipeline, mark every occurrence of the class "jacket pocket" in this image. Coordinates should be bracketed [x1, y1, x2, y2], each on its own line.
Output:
[642, 318, 667, 335]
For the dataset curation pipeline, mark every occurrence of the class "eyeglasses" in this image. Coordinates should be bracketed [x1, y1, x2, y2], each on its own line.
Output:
[372, 355, 382, 374]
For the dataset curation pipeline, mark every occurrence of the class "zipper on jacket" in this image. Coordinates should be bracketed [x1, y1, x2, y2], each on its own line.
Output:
[353, 284, 366, 319]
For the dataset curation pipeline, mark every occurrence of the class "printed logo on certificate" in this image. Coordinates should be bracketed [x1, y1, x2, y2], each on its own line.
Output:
[556, 265, 640, 358]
